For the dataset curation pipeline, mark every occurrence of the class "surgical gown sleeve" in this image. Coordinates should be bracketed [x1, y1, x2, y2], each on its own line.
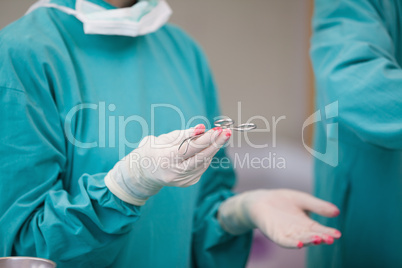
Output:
[190, 43, 253, 267]
[312, 0, 402, 149]
[0, 39, 140, 267]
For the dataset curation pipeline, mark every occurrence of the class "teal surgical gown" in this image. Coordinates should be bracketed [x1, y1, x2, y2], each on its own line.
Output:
[0, 0, 252, 267]
[308, 0, 402, 267]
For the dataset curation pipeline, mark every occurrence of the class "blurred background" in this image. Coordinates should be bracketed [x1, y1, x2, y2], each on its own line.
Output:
[0, 1, 315, 267]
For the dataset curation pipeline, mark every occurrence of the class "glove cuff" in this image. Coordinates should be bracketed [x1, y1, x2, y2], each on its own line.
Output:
[217, 193, 255, 235]
[105, 172, 148, 206]
[105, 156, 162, 206]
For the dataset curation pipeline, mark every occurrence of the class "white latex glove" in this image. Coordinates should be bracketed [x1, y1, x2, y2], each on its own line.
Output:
[105, 124, 232, 206]
[218, 189, 341, 248]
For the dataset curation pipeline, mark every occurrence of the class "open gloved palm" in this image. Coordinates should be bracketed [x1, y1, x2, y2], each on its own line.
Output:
[218, 189, 341, 248]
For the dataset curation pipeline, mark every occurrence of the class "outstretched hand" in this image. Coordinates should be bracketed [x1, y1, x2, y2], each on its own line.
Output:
[218, 189, 341, 248]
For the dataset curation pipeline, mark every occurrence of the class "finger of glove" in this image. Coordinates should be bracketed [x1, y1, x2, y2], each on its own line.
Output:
[156, 125, 206, 148]
[179, 127, 225, 158]
[301, 233, 336, 246]
[278, 231, 332, 248]
[294, 191, 340, 218]
[274, 236, 304, 249]
[297, 232, 328, 247]
[183, 129, 231, 169]
[307, 220, 341, 239]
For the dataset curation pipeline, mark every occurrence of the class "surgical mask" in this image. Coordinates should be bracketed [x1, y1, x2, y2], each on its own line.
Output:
[26, 0, 172, 37]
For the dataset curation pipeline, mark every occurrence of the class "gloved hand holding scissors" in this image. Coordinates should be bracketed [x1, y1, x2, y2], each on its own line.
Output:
[105, 124, 231, 206]
[218, 189, 342, 248]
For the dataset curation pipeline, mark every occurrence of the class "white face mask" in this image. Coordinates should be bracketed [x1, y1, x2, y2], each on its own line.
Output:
[26, 0, 172, 37]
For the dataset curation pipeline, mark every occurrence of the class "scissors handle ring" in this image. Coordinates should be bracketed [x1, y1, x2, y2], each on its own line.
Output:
[214, 118, 234, 128]
[232, 123, 257, 132]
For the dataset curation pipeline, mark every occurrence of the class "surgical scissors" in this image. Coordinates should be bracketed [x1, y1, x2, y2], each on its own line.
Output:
[178, 118, 257, 155]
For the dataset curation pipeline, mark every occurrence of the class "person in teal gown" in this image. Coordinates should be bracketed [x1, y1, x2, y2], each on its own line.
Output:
[308, 0, 402, 267]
